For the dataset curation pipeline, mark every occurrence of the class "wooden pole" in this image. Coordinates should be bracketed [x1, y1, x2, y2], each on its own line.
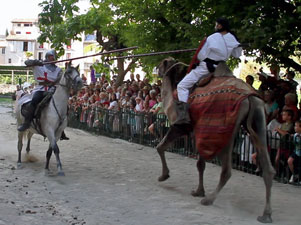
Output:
[107, 48, 197, 61]
[43, 46, 138, 65]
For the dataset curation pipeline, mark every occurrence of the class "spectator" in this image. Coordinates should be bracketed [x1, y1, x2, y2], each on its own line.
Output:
[130, 73, 135, 83]
[274, 109, 295, 172]
[148, 90, 157, 108]
[283, 93, 298, 122]
[81, 74, 87, 85]
[142, 86, 150, 99]
[142, 100, 150, 113]
[134, 96, 144, 135]
[134, 96, 144, 113]
[245, 75, 255, 89]
[148, 94, 164, 142]
[136, 73, 141, 82]
[285, 70, 298, 92]
[99, 92, 109, 108]
[108, 93, 119, 111]
[257, 70, 269, 98]
[288, 120, 301, 183]
[264, 90, 279, 124]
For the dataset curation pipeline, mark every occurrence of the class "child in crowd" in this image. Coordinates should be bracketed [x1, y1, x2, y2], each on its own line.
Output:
[288, 120, 301, 183]
[274, 109, 295, 172]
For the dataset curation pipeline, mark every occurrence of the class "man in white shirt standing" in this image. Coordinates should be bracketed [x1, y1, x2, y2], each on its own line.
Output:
[174, 18, 242, 130]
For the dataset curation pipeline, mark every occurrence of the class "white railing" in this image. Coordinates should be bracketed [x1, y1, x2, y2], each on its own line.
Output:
[0, 69, 32, 84]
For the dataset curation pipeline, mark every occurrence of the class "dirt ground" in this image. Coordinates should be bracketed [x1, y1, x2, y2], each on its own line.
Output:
[0, 102, 300, 225]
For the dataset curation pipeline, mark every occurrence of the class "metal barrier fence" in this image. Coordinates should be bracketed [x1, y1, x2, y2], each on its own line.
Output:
[67, 106, 301, 186]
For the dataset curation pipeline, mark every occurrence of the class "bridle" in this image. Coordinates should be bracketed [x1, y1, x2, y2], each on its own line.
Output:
[52, 67, 81, 128]
[58, 67, 80, 90]
[160, 61, 188, 77]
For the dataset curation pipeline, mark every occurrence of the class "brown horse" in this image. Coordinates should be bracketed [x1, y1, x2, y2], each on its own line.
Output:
[156, 57, 275, 223]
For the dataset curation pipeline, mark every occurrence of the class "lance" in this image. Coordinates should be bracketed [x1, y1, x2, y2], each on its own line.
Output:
[107, 48, 198, 61]
[43, 46, 138, 65]
[106, 43, 250, 61]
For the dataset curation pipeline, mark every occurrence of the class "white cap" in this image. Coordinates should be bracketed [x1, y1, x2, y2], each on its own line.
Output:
[23, 82, 31, 89]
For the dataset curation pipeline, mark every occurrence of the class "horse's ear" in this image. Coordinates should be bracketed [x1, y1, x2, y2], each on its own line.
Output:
[76, 64, 80, 70]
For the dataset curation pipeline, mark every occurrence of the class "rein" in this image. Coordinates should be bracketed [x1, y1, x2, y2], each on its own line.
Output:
[52, 68, 80, 129]
[163, 62, 189, 77]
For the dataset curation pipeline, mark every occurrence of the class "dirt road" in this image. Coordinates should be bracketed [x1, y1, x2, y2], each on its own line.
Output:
[0, 102, 300, 225]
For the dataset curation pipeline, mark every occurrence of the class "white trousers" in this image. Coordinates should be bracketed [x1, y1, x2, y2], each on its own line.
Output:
[177, 62, 209, 102]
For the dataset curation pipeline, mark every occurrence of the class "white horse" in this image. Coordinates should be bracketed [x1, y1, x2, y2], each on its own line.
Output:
[16, 62, 83, 176]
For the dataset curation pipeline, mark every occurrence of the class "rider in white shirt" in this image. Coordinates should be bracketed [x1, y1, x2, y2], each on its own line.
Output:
[174, 18, 242, 130]
[18, 50, 63, 132]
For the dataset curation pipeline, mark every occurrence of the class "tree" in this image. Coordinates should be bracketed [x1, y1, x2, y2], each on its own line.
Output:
[38, 0, 137, 86]
[38, 0, 301, 82]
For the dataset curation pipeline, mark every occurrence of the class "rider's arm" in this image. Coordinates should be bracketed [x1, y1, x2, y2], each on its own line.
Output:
[25, 59, 43, 67]
[231, 46, 242, 58]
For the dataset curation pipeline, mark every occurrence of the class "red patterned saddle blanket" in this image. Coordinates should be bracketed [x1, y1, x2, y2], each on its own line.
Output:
[188, 76, 258, 160]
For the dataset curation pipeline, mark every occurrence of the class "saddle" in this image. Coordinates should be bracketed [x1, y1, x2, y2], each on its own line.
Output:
[21, 91, 54, 135]
[188, 77, 259, 160]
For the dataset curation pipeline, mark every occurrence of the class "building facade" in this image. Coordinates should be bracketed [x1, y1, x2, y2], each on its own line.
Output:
[0, 18, 98, 78]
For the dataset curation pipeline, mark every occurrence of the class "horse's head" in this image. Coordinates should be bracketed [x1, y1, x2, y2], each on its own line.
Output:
[157, 57, 188, 89]
[63, 62, 83, 92]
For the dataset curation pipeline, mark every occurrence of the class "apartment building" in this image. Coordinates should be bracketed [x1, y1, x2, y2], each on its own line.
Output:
[0, 18, 98, 78]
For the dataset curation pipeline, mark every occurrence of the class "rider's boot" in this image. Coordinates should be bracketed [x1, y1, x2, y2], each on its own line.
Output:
[18, 103, 35, 132]
[60, 131, 70, 140]
[171, 100, 192, 133]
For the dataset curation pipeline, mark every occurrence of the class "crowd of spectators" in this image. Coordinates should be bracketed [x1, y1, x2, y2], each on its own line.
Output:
[245, 65, 301, 184]
[67, 72, 165, 142]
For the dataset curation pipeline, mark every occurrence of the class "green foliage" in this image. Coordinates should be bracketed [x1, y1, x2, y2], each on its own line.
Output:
[38, 0, 301, 82]
[0, 75, 35, 85]
[25, 52, 33, 58]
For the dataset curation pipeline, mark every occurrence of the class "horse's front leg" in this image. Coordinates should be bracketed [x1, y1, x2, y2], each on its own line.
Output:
[46, 132, 65, 176]
[44, 144, 53, 176]
[17, 131, 24, 168]
[191, 156, 205, 197]
[52, 141, 65, 176]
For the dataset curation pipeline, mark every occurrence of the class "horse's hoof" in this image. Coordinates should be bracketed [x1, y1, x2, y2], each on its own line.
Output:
[201, 197, 214, 206]
[191, 190, 205, 197]
[158, 174, 170, 182]
[44, 169, 55, 177]
[257, 215, 273, 223]
[57, 171, 65, 176]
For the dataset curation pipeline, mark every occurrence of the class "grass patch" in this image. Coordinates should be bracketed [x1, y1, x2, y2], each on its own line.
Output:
[0, 97, 13, 104]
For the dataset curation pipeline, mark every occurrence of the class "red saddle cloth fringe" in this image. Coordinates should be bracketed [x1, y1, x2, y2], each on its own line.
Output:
[188, 76, 258, 160]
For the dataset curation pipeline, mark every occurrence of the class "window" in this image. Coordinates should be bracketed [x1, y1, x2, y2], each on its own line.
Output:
[8, 58, 11, 63]
[24, 24, 30, 27]
[38, 43, 44, 49]
[17, 24, 21, 27]
[38, 52, 43, 60]
[23, 42, 28, 51]
[16, 31, 21, 34]
[26, 32, 31, 34]
[1, 48, 5, 54]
